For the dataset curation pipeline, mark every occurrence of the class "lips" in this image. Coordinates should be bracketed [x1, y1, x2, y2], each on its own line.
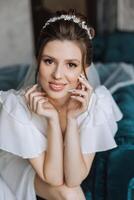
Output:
[49, 82, 66, 91]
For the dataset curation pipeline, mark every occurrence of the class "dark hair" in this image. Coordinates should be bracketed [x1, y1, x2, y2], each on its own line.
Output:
[35, 9, 95, 82]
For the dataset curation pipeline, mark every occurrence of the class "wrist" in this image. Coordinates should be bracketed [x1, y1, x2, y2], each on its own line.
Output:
[47, 118, 62, 135]
[67, 110, 81, 120]
[67, 113, 77, 121]
[67, 116, 77, 125]
[47, 113, 59, 124]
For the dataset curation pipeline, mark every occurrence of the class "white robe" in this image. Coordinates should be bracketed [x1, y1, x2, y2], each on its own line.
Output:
[0, 86, 122, 200]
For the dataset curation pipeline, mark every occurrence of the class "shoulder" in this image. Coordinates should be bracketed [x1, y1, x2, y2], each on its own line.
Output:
[90, 85, 114, 106]
[0, 89, 47, 158]
[78, 86, 123, 153]
[88, 85, 123, 121]
[0, 89, 31, 124]
[78, 85, 123, 129]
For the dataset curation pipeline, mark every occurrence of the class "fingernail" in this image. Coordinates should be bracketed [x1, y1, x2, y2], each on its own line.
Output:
[68, 89, 76, 92]
[33, 84, 38, 87]
[78, 76, 83, 80]
[80, 73, 84, 77]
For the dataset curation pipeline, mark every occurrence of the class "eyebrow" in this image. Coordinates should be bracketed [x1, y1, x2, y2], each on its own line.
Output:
[41, 54, 81, 63]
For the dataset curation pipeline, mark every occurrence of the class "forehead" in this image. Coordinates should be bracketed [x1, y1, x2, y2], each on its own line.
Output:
[42, 40, 82, 61]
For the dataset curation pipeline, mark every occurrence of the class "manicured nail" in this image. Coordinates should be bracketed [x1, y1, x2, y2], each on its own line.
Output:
[80, 73, 84, 77]
[79, 75, 86, 81]
[33, 84, 38, 87]
[80, 74, 86, 79]
[78, 76, 83, 80]
[68, 89, 76, 92]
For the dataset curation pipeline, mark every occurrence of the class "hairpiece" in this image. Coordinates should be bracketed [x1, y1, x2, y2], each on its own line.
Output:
[42, 14, 93, 40]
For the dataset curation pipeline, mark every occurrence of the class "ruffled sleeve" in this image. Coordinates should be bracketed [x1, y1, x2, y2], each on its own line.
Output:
[78, 86, 123, 154]
[0, 90, 47, 159]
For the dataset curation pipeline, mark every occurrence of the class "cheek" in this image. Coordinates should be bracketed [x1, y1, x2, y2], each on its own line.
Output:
[67, 72, 80, 85]
[38, 65, 48, 80]
[38, 72, 45, 82]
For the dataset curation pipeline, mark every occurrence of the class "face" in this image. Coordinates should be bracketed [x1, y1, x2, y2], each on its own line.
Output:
[38, 40, 84, 100]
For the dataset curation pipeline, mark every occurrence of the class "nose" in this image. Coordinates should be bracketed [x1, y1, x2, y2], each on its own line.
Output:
[52, 65, 63, 79]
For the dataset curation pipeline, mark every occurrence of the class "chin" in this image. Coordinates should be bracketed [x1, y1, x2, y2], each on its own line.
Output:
[47, 90, 69, 100]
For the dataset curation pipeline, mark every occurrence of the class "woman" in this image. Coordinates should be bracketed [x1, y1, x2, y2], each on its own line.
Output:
[0, 9, 122, 200]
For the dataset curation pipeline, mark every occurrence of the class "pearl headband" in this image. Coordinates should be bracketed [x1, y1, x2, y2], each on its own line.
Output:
[42, 14, 93, 40]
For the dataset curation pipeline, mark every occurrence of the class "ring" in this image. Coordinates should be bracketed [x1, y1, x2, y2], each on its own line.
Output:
[80, 94, 84, 97]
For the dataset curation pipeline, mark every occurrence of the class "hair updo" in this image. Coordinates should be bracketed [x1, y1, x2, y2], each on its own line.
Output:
[35, 9, 95, 81]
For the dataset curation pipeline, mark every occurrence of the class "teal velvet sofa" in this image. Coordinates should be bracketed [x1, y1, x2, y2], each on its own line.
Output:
[0, 64, 29, 90]
[82, 82, 134, 200]
[93, 31, 134, 65]
[83, 31, 134, 200]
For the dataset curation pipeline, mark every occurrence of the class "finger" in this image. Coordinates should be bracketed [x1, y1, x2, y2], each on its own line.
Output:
[81, 83, 86, 93]
[24, 84, 38, 102]
[33, 96, 48, 112]
[25, 84, 38, 96]
[71, 95, 85, 103]
[69, 89, 87, 97]
[30, 92, 46, 110]
[71, 95, 87, 111]
[26, 90, 46, 111]
[82, 84, 85, 91]
[78, 76, 92, 91]
[25, 84, 46, 100]
[36, 98, 48, 113]
[25, 85, 36, 93]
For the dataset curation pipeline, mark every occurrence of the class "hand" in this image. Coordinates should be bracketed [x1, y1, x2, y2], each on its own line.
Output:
[67, 74, 93, 119]
[24, 84, 58, 120]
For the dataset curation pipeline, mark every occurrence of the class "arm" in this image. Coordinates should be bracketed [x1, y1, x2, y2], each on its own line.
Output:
[25, 85, 64, 186]
[64, 74, 95, 187]
[29, 116, 64, 186]
[64, 117, 95, 187]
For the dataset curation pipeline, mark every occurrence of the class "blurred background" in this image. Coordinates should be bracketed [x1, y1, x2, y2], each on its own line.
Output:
[0, 1, 134, 200]
[1, 0, 134, 67]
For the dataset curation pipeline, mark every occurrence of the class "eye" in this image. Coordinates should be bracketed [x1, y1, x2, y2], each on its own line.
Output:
[68, 63, 77, 68]
[42, 58, 53, 65]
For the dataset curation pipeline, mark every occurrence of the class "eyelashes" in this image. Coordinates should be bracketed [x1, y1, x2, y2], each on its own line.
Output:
[68, 63, 78, 68]
[42, 59, 53, 65]
[42, 59, 78, 68]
